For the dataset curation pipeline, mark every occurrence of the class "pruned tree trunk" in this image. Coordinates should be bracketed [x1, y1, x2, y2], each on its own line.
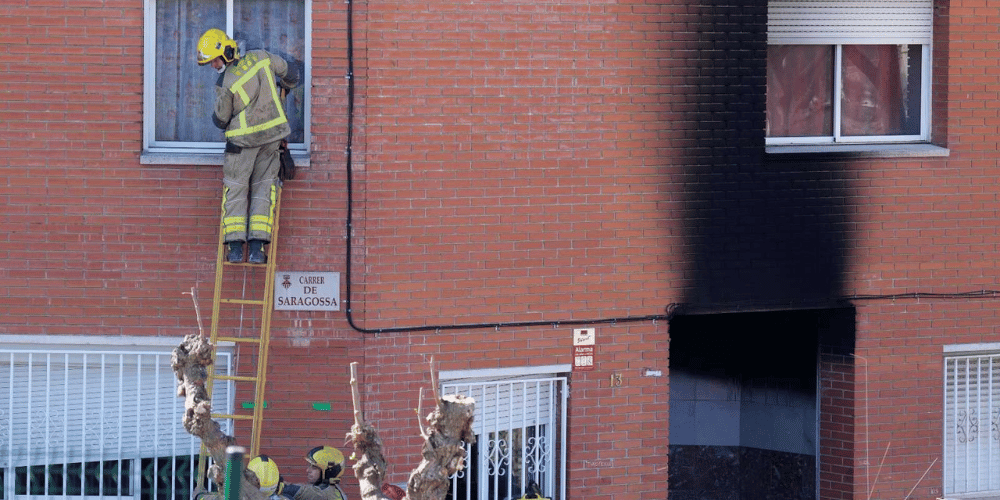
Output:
[176, 330, 476, 500]
[172, 333, 267, 500]
[347, 362, 393, 500]
[405, 393, 475, 500]
[347, 358, 476, 500]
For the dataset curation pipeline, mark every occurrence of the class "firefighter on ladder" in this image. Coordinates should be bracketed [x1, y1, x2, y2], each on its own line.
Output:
[197, 28, 298, 264]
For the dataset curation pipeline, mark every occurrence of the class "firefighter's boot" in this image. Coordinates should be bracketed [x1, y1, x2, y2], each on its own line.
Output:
[247, 239, 267, 264]
[226, 241, 245, 263]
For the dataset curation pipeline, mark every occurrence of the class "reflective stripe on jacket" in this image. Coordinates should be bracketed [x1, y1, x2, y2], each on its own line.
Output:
[289, 483, 345, 500]
[213, 49, 297, 148]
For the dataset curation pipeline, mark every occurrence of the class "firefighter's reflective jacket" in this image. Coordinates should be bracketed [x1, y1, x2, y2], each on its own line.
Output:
[213, 49, 299, 148]
[283, 482, 346, 500]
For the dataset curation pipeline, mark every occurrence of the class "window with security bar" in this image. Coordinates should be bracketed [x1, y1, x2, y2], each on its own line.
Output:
[142, 0, 310, 158]
[441, 368, 568, 500]
[0, 338, 233, 500]
[943, 353, 1000, 497]
[767, 1, 933, 145]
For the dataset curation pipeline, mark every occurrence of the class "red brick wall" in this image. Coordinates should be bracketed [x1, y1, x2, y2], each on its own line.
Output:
[833, 2, 1000, 498]
[350, 0, 676, 493]
[359, 322, 670, 491]
[820, 353, 856, 500]
[6, 0, 1000, 499]
[353, 0, 681, 327]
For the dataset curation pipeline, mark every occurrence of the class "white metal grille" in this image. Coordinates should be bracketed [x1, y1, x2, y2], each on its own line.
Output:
[944, 354, 1000, 496]
[768, 0, 934, 45]
[443, 375, 567, 500]
[0, 343, 233, 500]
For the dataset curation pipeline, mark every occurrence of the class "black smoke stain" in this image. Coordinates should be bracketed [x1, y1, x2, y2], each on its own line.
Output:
[674, 1, 848, 310]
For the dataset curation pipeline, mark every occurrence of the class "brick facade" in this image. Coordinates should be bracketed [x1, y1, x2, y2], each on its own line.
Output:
[2, 0, 996, 499]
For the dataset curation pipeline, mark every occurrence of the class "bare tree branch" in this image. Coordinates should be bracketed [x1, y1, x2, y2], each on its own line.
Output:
[347, 362, 392, 500]
[405, 358, 475, 500]
[172, 334, 267, 500]
[347, 358, 476, 500]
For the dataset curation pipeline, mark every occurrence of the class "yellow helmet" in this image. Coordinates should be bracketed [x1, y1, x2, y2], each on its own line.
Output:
[196, 28, 238, 65]
[305, 445, 345, 483]
[247, 455, 281, 495]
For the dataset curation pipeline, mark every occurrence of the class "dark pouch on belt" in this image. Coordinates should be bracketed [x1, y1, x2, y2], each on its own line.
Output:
[278, 141, 296, 181]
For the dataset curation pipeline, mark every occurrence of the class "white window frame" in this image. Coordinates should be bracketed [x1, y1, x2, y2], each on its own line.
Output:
[767, 1, 934, 149]
[0, 335, 234, 500]
[943, 343, 1000, 498]
[440, 365, 569, 500]
[140, 0, 312, 165]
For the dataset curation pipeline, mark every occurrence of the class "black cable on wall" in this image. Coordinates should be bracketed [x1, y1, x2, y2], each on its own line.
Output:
[339, 0, 1000, 334]
[339, 0, 672, 334]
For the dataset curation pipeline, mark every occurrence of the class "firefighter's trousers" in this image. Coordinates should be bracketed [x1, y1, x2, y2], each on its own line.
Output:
[221, 139, 281, 243]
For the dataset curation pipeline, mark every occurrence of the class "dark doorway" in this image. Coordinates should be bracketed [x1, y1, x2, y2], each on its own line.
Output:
[668, 309, 839, 500]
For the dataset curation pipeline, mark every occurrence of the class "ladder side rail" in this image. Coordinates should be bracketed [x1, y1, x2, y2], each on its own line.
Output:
[197, 209, 230, 491]
[250, 186, 281, 457]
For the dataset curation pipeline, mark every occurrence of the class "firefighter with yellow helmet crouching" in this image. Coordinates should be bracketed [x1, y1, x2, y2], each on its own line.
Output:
[247, 455, 286, 500]
[282, 446, 347, 500]
[192, 454, 285, 500]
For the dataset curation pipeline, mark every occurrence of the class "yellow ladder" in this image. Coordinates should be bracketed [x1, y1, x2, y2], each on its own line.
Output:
[197, 187, 282, 488]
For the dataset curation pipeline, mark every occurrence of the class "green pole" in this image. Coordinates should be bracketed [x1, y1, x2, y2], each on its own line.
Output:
[224, 446, 245, 500]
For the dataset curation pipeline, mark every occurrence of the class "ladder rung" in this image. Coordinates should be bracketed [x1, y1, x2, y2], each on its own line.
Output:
[215, 336, 263, 344]
[221, 298, 266, 305]
[215, 374, 259, 382]
[199, 189, 281, 484]
[211, 413, 255, 421]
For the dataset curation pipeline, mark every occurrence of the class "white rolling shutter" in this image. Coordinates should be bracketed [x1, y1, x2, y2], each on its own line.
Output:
[441, 366, 569, 500]
[768, 0, 934, 45]
[944, 354, 1000, 495]
[443, 379, 558, 436]
[0, 345, 233, 469]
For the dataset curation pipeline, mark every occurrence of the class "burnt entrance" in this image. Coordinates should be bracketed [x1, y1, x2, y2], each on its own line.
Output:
[668, 308, 854, 500]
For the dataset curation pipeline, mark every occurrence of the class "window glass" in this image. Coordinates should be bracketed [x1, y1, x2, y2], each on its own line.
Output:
[155, 0, 225, 143]
[765, 1, 932, 145]
[10, 456, 203, 499]
[442, 374, 567, 500]
[148, 0, 306, 149]
[766, 45, 833, 138]
[841, 45, 922, 137]
[767, 44, 925, 141]
[454, 426, 549, 500]
[235, 0, 306, 143]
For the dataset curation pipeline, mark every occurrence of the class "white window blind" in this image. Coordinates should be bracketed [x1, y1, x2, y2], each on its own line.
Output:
[944, 354, 1000, 496]
[142, 0, 312, 161]
[0, 345, 233, 469]
[443, 379, 557, 436]
[768, 0, 934, 45]
[442, 370, 568, 500]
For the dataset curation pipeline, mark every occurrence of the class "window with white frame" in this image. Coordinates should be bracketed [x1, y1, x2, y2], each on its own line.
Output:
[441, 366, 568, 500]
[943, 347, 1000, 497]
[0, 336, 233, 500]
[766, 1, 933, 145]
[142, 0, 310, 159]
